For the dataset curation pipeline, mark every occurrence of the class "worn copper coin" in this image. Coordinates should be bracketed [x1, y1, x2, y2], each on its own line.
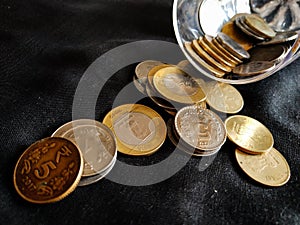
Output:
[13, 137, 83, 204]
[235, 148, 290, 187]
[248, 45, 287, 63]
[232, 61, 276, 76]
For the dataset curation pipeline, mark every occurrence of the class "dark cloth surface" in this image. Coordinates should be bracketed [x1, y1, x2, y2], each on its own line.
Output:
[0, 0, 299, 224]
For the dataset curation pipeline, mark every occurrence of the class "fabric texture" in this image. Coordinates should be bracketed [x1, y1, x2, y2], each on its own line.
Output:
[0, 0, 299, 224]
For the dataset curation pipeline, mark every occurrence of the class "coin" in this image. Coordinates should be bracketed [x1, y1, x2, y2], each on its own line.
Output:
[257, 31, 299, 46]
[133, 75, 147, 95]
[103, 104, 167, 156]
[184, 42, 226, 77]
[192, 39, 232, 73]
[225, 115, 274, 154]
[248, 45, 287, 63]
[244, 14, 276, 39]
[175, 106, 227, 151]
[152, 66, 206, 104]
[198, 36, 236, 68]
[221, 20, 254, 51]
[135, 60, 163, 80]
[216, 32, 250, 60]
[235, 16, 265, 41]
[232, 61, 276, 76]
[13, 137, 83, 204]
[205, 82, 244, 114]
[235, 148, 290, 187]
[147, 64, 171, 89]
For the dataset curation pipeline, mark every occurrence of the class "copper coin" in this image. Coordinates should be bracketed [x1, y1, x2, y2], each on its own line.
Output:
[248, 45, 287, 63]
[232, 61, 276, 76]
[13, 137, 83, 204]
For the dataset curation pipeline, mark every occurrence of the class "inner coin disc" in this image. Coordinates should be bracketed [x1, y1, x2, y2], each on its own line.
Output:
[13, 137, 83, 204]
[103, 104, 167, 156]
[225, 115, 274, 154]
[153, 66, 206, 104]
[175, 106, 227, 151]
[235, 148, 290, 187]
[52, 120, 117, 177]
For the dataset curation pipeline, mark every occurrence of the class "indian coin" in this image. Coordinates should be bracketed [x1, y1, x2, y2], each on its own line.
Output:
[184, 42, 226, 77]
[192, 39, 232, 73]
[232, 61, 276, 76]
[153, 66, 206, 104]
[221, 20, 254, 51]
[135, 60, 163, 80]
[13, 137, 83, 204]
[205, 82, 244, 114]
[248, 45, 287, 63]
[244, 14, 276, 39]
[198, 36, 236, 68]
[147, 64, 171, 89]
[103, 104, 167, 156]
[175, 106, 227, 151]
[257, 31, 299, 46]
[225, 115, 274, 154]
[235, 16, 265, 41]
[235, 148, 290, 187]
[52, 120, 117, 177]
[215, 32, 250, 60]
[133, 75, 147, 95]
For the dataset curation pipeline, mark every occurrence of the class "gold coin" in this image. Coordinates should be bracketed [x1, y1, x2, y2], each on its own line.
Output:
[184, 42, 226, 77]
[191, 39, 232, 73]
[153, 66, 206, 104]
[198, 36, 236, 68]
[147, 64, 170, 89]
[13, 137, 83, 204]
[221, 20, 254, 51]
[235, 148, 290, 187]
[225, 115, 274, 154]
[244, 14, 276, 39]
[205, 82, 244, 114]
[52, 119, 117, 177]
[102, 104, 167, 156]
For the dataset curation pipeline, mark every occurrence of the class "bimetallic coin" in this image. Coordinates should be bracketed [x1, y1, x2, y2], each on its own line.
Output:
[103, 104, 167, 156]
[135, 60, 163, 80]
[147, 64, 171, 89]
[235, 148, 290, 187]
[232, 61, 276, 76]
[205, 82, 244, 114]
[225, 115, 274, 154]
[153, 66, 206, 104]
[175, 106, 227, 151]
[52, 120, 117, 177]
[184, 42, 226, 77]
[244, 14, 276, 39]
[192, 39, 232, 73]
[258, 31, 299, 46]
[248, 45, 287, 63]
[13, 137, 83, 204]
[216, 33, 250, 60]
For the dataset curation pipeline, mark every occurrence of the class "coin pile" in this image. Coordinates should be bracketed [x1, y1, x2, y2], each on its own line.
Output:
[185, 13, 298, 78]
[13, 119, 117, 203]
[225, 115, 291, 187]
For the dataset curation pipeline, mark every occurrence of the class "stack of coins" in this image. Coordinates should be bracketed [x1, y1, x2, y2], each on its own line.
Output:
[102, 104, 167, 156]
[185, 12, 298, 78]
[225, 115, 291, 187]
[13, 119, 117, 203]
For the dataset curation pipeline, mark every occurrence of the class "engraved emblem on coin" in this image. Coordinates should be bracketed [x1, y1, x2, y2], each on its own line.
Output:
[63, 125, 114, 177]
[113, 112, 155, 146]
[14, 137, 82, 203]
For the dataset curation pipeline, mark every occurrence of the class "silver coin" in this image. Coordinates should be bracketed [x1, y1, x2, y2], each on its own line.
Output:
[249, 45, 287, 63]
[232, 61, 276, 76]
[258, 31, 299, 46]
[235, 16, 265, 41]
[216, 32, 250, 60]
[52, 120, 117, 177]
[133, 75, 147, 95]
[174, 106, 227, 151]
[135, 60, 163, 80]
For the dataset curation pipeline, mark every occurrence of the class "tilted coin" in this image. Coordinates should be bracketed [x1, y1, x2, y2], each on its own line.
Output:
[175, 106, 227, 151]
[198, 36, 236, 68]
[147, 64, 171, 89]
[133, 75, 147, 95]
[216, 32, 250, 60]
[205, 82, 244, 114]
[244, 14, 276, 39]
[225, 115, 274, 154]
[232, 61, 276, 76]
[235, 148, 290, 187]
[221, 20, 254, 51]
[52, 120, 117, 177]
[135, 60, 163, 80]
[184, 42, 226, 77]
[257, 31, 299, 46]
[13, 137, 83, 204]
[153, 66, 206, 104]
[235, 16, 265, 41]
[192, 39, 232, 73]
[248, 45, 287, 63]
[103, 104, 167, 156]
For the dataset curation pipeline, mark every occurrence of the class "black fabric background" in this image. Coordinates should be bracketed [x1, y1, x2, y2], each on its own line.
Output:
[0, 0, 299, 224]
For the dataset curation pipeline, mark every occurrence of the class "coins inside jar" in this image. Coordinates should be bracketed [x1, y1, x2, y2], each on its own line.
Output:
[13, 137, 83, 204]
